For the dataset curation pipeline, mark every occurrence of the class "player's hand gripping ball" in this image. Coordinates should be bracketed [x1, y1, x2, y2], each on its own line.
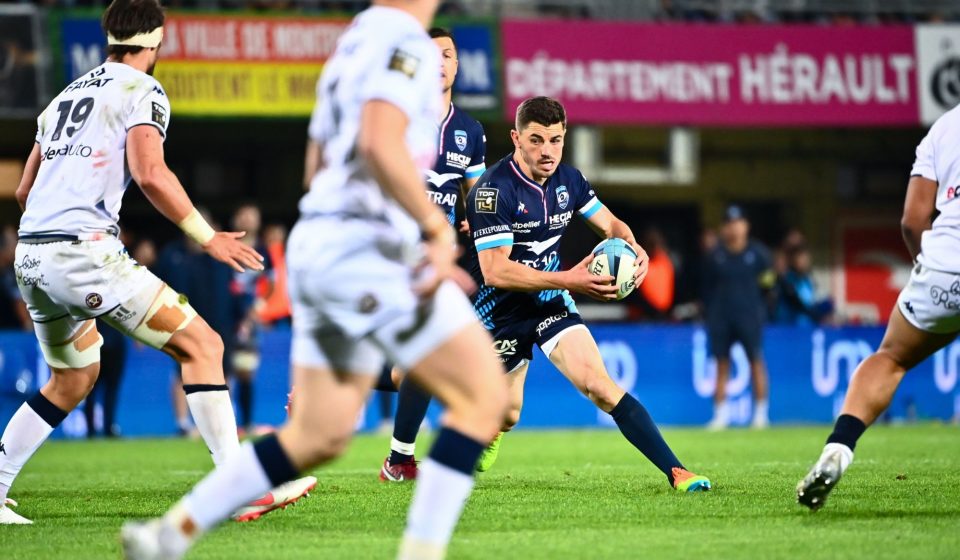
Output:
[589, 238, 639, 300]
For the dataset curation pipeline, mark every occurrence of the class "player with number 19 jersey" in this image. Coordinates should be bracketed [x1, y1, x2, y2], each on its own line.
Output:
[21, 62, 170, 239]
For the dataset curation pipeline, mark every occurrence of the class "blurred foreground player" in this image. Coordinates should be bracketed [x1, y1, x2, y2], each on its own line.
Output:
[121, 1, 508, 559]
[0, 0, 315, 526]
[464, 96, 710, 492]
[380, 26, 487, 483]
[797, 104, 960, 511]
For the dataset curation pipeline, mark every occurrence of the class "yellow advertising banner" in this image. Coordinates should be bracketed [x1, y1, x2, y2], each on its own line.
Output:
[154, 61, 324, 116]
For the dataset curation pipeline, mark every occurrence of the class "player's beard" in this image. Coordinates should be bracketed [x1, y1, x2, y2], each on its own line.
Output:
[146, 60, 157, 76]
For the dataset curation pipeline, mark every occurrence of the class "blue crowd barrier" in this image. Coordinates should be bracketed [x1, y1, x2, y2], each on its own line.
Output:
[1, 325, 958, 437]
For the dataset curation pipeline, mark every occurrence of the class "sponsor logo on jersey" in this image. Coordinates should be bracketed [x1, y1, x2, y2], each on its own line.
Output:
[475, 224, 510, 237]
[556, 185, 569, 209]
[516, 202, 528, 215]
[427, 190, 458, 208]
[388, 48, 420, 79]
[548, 210, 574, 230]
[446, 151, 470, 169]
[152, 102, 167, 127]
[64, 76, 114, 92]
[493, 339, 518, 356]
[475, 187, 498, 213]
[948, 186, 959, 200]
[536, 311, 569, 337]
[513, 220, 541, 232]
[43, 144, 93, 160]
[454, 130, 468, 151]
[85, 293, 103, 309]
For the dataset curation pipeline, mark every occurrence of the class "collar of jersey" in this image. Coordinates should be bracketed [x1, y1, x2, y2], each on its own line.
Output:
[438, 103, 455, 155]
[509, 158, 547, 193]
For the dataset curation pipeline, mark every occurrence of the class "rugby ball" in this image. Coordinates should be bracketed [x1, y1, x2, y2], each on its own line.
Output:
[589, 238, 639, 300]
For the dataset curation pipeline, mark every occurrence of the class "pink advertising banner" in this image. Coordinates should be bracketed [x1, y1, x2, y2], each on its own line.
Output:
[502, 21, 920, 126]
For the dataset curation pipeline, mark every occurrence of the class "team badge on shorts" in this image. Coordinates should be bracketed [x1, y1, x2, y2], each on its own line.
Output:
[454, 130, 468, 151]
[556, 185, 569, 210]
[476, 187, 498, 213]
[85, 293, 103, 309]
[359, 294, 379, 314]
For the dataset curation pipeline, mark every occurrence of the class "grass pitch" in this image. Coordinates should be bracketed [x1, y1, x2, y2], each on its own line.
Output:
[3, 425, 959, 559]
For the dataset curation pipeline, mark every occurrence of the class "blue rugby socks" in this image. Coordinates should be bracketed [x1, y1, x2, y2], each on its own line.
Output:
[610, 393, 684, 485]
[390, 379, 432, 464]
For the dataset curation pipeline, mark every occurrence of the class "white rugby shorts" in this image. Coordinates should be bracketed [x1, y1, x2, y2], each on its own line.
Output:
[15, 237, 164, 344]
[897, 263, 960, 334]
[286, 217, 477, 375]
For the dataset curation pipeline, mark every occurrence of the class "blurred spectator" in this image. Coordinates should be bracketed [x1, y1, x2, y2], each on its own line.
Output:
[774, 243, 833, 325]
[83, 320, 126, 437]
[702, 205, 774, 430]
[0, 225, 29, 330]
[154, 210, 233, 436]
[637, 226, 675, 319]
[256, 224, 291, 326]
[228, 204, 273, 434]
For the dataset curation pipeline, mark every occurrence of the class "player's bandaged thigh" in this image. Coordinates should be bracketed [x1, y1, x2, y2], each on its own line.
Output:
[37, 319, 103, 369]
[107, 284, 197, 350]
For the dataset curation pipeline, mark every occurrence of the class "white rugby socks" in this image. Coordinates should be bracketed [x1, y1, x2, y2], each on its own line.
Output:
[0, 394, 68, 503]
[179, 443, 273, 533]
[183, 385, 240, 466]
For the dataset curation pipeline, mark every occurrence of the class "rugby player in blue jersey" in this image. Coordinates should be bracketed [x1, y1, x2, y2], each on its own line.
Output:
[378, 27, 488, 482]
[465, 96, 711, 492]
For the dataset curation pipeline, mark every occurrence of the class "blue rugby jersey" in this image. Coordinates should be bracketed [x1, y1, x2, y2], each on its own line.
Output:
[427, 103, 486, 224]
[464, 154, 604, 328]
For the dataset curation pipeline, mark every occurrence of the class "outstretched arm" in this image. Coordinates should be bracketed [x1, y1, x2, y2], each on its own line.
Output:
[126, 125, 264, 272]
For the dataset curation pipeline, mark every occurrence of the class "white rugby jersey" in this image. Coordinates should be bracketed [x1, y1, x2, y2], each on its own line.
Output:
[302, 5, 440, 238]
[20, 62, 170, 238]
[911, 103, 960, 273]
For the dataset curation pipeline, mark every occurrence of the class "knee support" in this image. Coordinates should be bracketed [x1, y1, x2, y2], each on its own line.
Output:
[131, 284, 198, 350]
[39, 321, 103, 369]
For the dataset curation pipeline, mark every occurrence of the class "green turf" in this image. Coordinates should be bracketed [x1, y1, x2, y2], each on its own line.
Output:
[4, 425, 959, 559]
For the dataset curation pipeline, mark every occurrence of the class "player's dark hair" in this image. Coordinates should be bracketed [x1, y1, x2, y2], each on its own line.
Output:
[102, 0, 166, 59]
[515, 96, 566, 131]
[429, 27, 457, 52]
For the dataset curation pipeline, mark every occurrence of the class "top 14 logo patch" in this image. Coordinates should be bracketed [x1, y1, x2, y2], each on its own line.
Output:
[454, 130, 468, 151]
[556, 185, 569, 210]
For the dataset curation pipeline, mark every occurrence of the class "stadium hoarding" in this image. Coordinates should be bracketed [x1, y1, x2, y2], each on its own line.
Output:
[502, 21, 960, 126]
[54, 11, 502, 118]
[3, 325, 956, 437]
[58, 12, 346, 117]
[916, 24, 960, 125]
